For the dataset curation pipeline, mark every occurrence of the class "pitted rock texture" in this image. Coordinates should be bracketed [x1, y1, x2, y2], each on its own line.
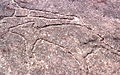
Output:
[0, 0, 120, 75]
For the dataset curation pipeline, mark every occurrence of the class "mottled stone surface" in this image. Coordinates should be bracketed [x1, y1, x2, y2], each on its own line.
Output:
[0, 0, 120, 75]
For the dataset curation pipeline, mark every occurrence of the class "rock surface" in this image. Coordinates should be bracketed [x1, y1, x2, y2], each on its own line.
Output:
[0, 0, 120, 75]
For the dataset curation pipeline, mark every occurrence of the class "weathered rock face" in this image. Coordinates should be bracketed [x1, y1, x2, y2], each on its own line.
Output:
[0, 0, 120, 75]
[0, 0, 15, 18]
